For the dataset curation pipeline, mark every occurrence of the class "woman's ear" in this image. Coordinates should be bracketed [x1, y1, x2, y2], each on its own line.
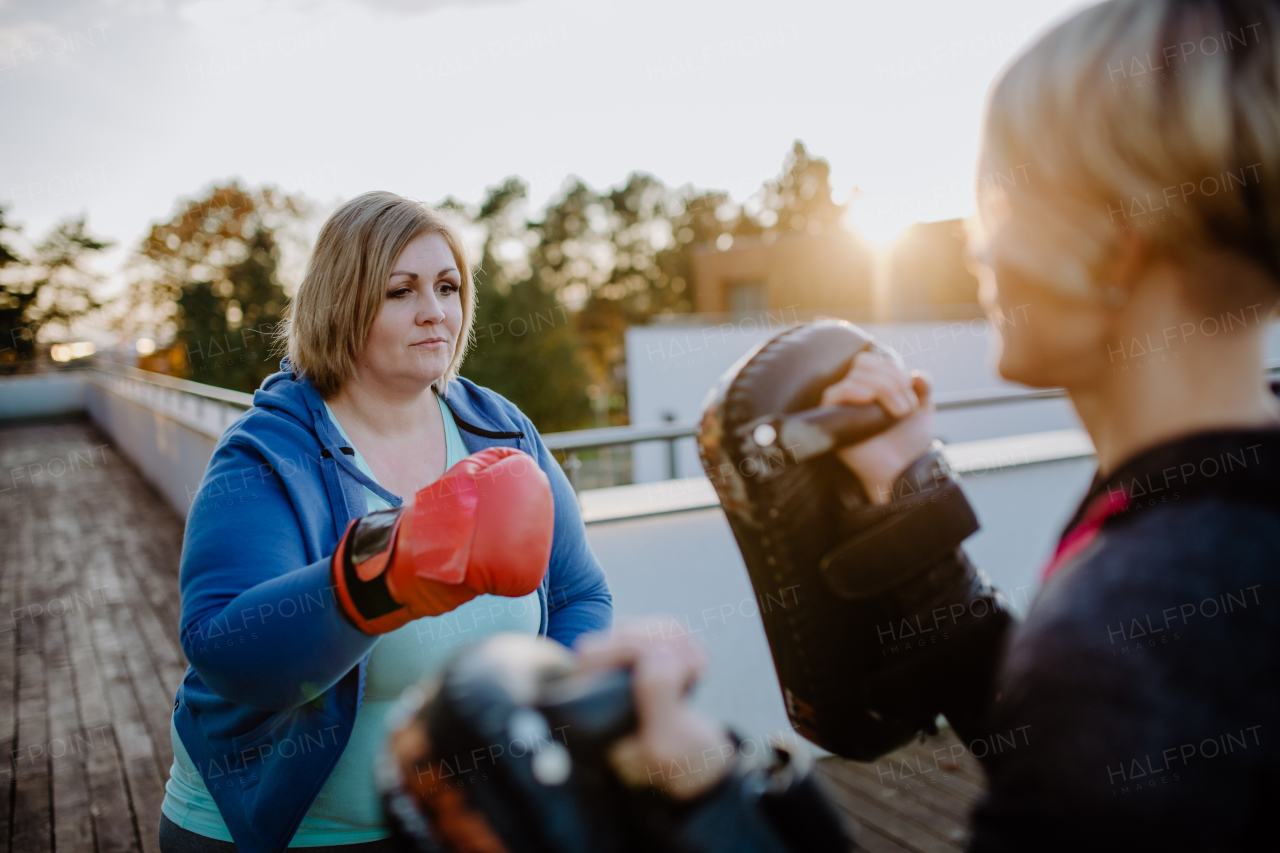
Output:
[1097, 231, 1149, 307]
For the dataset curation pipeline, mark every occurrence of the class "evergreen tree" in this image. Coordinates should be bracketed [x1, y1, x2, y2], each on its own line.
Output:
[0, 205, 111, 368]
[754, 141, 847, 236]
[459, 179, 594, 433]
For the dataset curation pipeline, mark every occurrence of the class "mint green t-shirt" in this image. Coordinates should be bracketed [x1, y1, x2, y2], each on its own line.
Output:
[161, 391, 541, 846]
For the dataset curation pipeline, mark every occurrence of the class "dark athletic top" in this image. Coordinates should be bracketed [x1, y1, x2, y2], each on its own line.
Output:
[965, 426, 1280, 852]
[474, 423, 1280, 853]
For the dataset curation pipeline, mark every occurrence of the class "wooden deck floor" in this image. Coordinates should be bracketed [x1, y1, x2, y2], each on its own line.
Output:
[0, 419, 984, 853]
[2, 419, 188, 853]
[816, 734, 986, 852]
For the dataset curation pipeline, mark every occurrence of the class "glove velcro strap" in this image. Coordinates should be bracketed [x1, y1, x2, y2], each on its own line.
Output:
[332, 510, 413, 634]
[670, 731, 852, 852]
[819, 452, 978, 601]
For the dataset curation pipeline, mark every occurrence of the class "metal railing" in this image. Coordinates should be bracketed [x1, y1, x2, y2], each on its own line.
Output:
[90, 358, 254, 406]
[539, 385, 1078, 493]
[86, 359, 253, 440]
[543, 359, 1280, 492]
[59, 356, 1280, 493]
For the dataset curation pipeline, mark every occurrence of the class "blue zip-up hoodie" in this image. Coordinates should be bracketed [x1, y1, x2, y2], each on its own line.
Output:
[171, 362, 612, 853]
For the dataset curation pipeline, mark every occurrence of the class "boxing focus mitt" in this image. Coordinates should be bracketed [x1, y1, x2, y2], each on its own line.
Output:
[699, 319, 1011, 759]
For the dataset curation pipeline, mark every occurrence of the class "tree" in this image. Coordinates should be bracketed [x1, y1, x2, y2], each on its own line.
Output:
[554, 144, 845, 421]
[0, 204, 112, 367]
[112, 142, 840, 422]
[131, 182, 306, 392]
[542, 172, 767, 422]
[455, 172, 732, 430]
[752, 141, 847, 237]
[459, 178, 594, 433]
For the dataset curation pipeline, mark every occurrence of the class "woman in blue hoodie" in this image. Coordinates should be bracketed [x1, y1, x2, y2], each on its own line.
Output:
[158, 191, 613, 853]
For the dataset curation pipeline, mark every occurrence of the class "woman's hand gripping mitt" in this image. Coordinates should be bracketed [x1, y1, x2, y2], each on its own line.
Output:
[331, 447, 554, 634]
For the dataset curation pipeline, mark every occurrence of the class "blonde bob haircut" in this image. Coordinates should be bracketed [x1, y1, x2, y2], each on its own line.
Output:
[285, 191, 475, 398]
[970, 0, 1280, 300]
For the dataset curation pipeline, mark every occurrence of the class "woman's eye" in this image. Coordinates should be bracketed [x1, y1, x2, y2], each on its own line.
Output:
[389, 287, 411, 299]
[438, 282, 460, 295]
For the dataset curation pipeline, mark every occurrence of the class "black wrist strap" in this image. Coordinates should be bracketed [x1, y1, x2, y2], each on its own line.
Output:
[339, 508, 405, 621]
[819, 447, 979, 601]
[668, 731, 791, 853]
[756, 752, 853, 852]
[672, 732, 853, 853]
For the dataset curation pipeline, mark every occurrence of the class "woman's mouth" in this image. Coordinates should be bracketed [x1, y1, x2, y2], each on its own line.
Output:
[411, 338, 447, 350]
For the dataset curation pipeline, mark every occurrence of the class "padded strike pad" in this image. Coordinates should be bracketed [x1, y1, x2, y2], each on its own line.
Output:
[698, 319, 989, 760]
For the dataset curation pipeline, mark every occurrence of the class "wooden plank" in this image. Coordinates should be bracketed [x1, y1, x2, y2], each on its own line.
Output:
[901, 738, 987, 788]
[86, 556, 162, 853]
[60, 581, 136, 853]
[832, 759, 976, 823]
[107, 444, 188, 666]
[849, 748, 986, 810]
[12, 485, 52, 853]
[45, 619, 96, 853]
[100, 558, 180, 788]
[821, 760, 971, 848]
[69, 459, 180, 795]
[815, 770, 910, 853]
[0, 426, 32, 853]
[113, 466, 186, 650]
[73, 435, 181, 831]
[818, 758, 970, 849]
[816, 726, 991, 853]
[116, 545, 186, 687]
[0, 421, 196, 853]
[817, 765, 964, 853]
[45, 430, 140, 853]
[81, 453, 187, 853]
[102, 530, 184, 778]
[11, 649, 51, 853]
[852, 823, 916, 853]
[36, 432, 102, 853]
[49, 422, 177, 853]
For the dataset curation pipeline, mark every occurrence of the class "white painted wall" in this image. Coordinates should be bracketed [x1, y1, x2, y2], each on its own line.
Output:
[0, 372, 87, 420]
[586, 453, 1097, 743]
[626, 317, 1280, 483]
[85, 376, 224, 519]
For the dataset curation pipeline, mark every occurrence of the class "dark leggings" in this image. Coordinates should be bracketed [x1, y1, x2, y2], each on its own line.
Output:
[159, 814, 404, 853]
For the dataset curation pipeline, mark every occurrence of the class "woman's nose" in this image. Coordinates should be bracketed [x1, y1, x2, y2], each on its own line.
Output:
[416, 292, 446, 324]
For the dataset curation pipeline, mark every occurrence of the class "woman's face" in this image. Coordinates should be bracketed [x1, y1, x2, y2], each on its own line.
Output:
[974, 218, 1113, 390]
[355, 232, 464, 392]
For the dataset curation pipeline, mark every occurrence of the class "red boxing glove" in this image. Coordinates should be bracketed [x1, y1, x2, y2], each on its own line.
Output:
[331, 447, 554, 635]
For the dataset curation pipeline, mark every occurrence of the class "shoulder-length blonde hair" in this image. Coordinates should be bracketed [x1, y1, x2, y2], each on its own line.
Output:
[970, 0, 1280, 301]
[284, 191, 476, 398]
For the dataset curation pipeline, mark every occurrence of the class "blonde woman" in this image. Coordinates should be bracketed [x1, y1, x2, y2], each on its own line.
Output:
[159, 192, 612, 853]
[814, 0, 1280, 848]
[584, 1, 1278, 849]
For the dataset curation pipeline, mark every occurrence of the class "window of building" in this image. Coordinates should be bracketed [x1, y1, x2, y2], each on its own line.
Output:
[727, 280, 766, 314]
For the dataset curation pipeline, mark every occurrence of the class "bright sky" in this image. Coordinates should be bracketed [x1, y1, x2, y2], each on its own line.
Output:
[0, 0, 1088, 305]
